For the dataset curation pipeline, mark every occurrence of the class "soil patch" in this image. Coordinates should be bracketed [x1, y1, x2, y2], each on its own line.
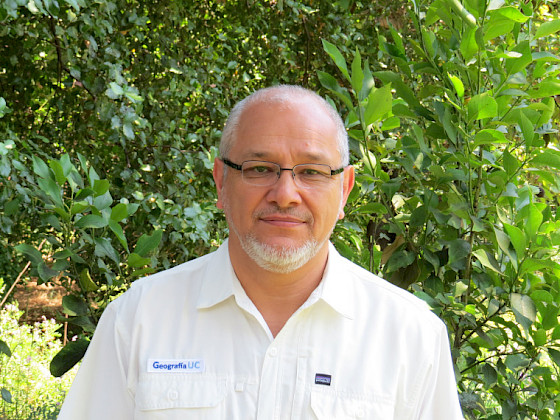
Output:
[12, 280, 65, 324]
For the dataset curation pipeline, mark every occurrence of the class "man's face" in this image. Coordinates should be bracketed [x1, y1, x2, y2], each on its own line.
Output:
[214, 97, 354, 273]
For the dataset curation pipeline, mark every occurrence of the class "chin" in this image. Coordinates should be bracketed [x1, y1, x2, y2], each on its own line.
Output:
[241, 234, 323, 274]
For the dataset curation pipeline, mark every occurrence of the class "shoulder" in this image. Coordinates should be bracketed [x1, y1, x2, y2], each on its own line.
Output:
[107, 245, 224, 314]
[330, 248, 444, 331]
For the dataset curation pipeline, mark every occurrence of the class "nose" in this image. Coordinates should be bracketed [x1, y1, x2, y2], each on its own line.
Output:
[266, 169, 302, 208]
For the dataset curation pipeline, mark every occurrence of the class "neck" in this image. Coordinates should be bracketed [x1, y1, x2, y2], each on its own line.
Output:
[228, 239, 329, 337]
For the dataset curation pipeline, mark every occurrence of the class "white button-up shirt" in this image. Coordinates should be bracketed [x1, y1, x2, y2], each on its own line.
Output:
[59, 240, 463, 419]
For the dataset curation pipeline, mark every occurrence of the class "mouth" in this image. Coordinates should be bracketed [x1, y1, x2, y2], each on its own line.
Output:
[260, 215, 306, 227]
[255, 209, 312, 228]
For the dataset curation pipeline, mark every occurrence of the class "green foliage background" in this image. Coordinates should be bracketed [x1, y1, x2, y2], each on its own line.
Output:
[1, 0, 560, 418]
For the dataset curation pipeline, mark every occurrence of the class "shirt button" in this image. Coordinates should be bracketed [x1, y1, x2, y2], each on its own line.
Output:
[268, 347, 278, 357]
[356, 408, 365, 418]
[168, 390, 179, 401]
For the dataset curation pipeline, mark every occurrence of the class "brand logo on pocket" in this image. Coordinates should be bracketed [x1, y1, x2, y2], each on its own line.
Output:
[315, 373, 331, 386]
[147, 359, 205, 373]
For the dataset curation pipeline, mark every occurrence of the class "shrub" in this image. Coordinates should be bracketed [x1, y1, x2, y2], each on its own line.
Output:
[0, 297, 76, 420]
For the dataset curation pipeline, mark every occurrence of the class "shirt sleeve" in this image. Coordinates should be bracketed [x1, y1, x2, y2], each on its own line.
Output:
[417, 321, 464, 420]
[58, 301, 134, 419]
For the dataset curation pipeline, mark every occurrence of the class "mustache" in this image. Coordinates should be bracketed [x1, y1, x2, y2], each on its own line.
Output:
[253, 206, 314, 224]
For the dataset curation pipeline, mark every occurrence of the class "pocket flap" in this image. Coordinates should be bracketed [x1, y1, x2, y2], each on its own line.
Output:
[310, 388, 393, 419]
[137, 374, 227, 411]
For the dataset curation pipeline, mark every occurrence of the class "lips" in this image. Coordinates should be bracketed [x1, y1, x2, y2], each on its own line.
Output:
[254, 208, 313, 226]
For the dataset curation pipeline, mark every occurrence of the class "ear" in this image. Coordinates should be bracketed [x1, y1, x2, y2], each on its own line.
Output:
[213, 158, 225, 210]
[338, 165, 355, 220]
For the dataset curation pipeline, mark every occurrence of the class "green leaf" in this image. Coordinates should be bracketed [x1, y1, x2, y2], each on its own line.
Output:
[363, 84, 393, 125]
[468, 92, 498, 121]
[79, 268, 99, 292]
[62, 295, 89, 316]
[49, 159, 66, 185]
[502, 151, 519, 176]
[1, 388, 12, 404]
[530, 80, 560, 98]
[524, 204, 543, 239]
[38, 262, 59, 281]
[504, 223, 526, 258]
[385, 249, 416, 272]
[380, 116, 400, 130]
[37, 177, 64, 208]
[410, 205, 428, 228]
[482, 364, 498, 388]
[473, 129, 508, 147]
[532, 149, 560, 170]
[350, 48, 363, 96]
[70, 201, 90, 215]
[94, 237, 120, 264]
[460, 27, 478, 61]
[535, 19, 560, 39]
[316, 71, 354, 110]
[92, 179, 110, 197]
[93, 191, 113, 210]
[109, 81, 124, 96]
[133, 229, 163, 257]
[373, 71, 420, 108]
[511, 293, 536, 331]
[495, 6, 529, 22]
[110, 203, 128, 222]
[75, 187, 95, 200]
[448, 74, 464, 98]
[448, 239, 471, 271]
[14, 244, 43, 265]
[472, 249, 503, 274]
[50, 338, 89, 377]
[484, 16, 515, 42]
[128, 252, 151, 268]
[533, 329, 547, 347]
[75, 214, 107, 229]
[322, 39, 350, 82]
[0, 340, 11, 358]
[109, 219, 129, 252]
[547, 348, 560, 369]
[123, 122, 134, 139]
[32, 155, 51, 179]
[519, 111, 535, 147]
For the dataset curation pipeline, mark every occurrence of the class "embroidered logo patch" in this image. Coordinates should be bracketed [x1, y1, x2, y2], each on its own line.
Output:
[147, 359, 205, 373]
[315, 373, 331, 386]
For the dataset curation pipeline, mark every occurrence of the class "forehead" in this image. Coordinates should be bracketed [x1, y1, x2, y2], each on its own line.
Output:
[231, 98, 340, 163]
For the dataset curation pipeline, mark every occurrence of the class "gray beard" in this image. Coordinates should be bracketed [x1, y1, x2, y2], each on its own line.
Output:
[239, 233, 323, 274]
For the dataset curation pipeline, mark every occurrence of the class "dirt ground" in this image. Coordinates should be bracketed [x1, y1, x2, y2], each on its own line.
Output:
[12, 280, 65, 324]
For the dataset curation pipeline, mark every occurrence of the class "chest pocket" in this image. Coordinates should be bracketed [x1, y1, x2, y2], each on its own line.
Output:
[310, 388, 394, 420]
[136, 374, 228, 412]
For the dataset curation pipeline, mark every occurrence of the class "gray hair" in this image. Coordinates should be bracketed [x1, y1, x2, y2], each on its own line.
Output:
[219, 85, 349, 166]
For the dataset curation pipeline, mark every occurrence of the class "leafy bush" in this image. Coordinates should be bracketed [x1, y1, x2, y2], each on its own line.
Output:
[321, 0, 560, 418]
[0, 295, 76, 419]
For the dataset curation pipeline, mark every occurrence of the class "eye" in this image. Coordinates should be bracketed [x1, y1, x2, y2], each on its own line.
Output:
[298, 165, 330, 177]
[252, 165, 273, 173]
[242, 162, 277, 177]
[301, 168, 323, 176]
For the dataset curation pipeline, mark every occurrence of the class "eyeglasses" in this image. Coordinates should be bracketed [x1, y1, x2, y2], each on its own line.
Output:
[222, 159, 344, 188]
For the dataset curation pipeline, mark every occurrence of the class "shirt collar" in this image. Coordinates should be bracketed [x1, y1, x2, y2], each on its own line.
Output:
[196, 239, 236, 309]
[196, 239, 356, 320]
[318, 242, 356, 320]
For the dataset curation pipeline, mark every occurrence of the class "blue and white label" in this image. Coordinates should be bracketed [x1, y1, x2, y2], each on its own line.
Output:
[147, 359, 205, 373]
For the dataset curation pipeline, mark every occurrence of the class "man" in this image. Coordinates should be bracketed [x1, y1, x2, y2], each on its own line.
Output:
[59, 85, 464, 419]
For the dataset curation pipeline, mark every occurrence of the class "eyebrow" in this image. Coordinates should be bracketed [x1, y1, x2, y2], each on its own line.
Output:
[242, 150, 330, 163]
